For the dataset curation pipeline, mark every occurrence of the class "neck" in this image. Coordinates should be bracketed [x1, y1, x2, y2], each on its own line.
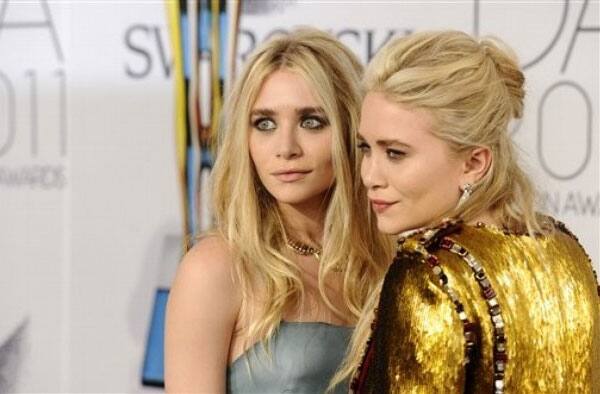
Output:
[468, 210, 502, 228]
[278, 193, 329, 246]
[406, 210, 501, 236]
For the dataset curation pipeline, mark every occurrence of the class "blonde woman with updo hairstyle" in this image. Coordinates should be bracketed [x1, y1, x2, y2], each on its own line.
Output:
[331, 30, 599, 393]
[165, 28, 391, 393]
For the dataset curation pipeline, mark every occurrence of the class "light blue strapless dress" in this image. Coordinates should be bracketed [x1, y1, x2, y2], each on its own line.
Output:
[227, 321, 353, 394]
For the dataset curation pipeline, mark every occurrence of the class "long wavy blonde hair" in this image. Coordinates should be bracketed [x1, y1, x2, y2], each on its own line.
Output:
[210, 28, 392, 349]
[331, 30, 548, 388]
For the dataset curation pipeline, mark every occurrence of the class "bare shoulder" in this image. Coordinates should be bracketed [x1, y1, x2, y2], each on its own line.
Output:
[165, 234, 241, 391]
[178, 235, 236, 283]
[169, 234, 241, 314]
[183, 234, 234, 268]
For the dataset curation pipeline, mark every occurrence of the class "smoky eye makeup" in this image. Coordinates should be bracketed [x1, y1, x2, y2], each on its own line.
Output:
[297, 107, 329, 129]
[251, 117, 277, 131]
[250, 107, 277, 131]
[300, 115, 329, 130]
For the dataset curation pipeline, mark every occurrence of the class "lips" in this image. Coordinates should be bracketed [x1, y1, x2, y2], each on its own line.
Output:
[370, 198, 397, 213]
[272, 169, 312, 182]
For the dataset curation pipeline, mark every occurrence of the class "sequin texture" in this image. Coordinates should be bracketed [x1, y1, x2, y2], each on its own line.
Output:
[354, 220, 600, 393]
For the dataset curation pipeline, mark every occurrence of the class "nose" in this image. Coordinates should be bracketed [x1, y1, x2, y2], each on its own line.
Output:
[276, 124, 302, 159]
[361, 154, 385, 190]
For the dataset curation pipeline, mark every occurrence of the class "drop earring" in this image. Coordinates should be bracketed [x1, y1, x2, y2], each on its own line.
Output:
[456, 183, 473, 210]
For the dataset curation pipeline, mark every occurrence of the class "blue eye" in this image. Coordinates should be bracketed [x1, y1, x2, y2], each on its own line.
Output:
[300, 116, 328, 130]
[253, 118, 276, 131]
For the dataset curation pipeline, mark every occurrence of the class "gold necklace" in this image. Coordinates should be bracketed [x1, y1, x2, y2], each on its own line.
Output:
[286, 238, 322, 260]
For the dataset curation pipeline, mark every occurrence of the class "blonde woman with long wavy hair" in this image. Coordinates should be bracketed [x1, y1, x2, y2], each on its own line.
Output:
[165, 28, 391, 393]
[332, 30, 599, 393]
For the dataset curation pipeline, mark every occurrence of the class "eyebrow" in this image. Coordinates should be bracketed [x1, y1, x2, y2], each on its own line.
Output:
[250, 106, 326, 117]
[356, 133, 411, 149]
[250, 108, 276, 117]
[297, 106, 326, 116]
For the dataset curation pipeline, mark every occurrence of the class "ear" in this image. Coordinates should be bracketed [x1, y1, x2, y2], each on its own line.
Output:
[461, 146, 492, 185]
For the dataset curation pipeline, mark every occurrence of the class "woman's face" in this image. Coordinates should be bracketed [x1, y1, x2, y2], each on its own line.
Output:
[249, 69, 334, 207]
[359, 92, 465, 235]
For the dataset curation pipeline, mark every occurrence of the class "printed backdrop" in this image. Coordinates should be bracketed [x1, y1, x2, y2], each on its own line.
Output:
[0, 0, 597, 392]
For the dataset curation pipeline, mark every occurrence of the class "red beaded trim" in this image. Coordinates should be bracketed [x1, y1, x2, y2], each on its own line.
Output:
[440, 237, 507, 394]
[351, 219, 476, 392]
[407, 222, 478, 365]
[421, 251, 477, 364]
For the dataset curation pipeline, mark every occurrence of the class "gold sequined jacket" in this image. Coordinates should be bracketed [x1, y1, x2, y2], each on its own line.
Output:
[353, 220, 600, 393]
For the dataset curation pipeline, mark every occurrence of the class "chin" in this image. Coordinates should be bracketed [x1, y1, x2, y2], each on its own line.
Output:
[375, 215, 417, 235]
[375, 217, 401, 235]
[269, 189, 328, 206]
